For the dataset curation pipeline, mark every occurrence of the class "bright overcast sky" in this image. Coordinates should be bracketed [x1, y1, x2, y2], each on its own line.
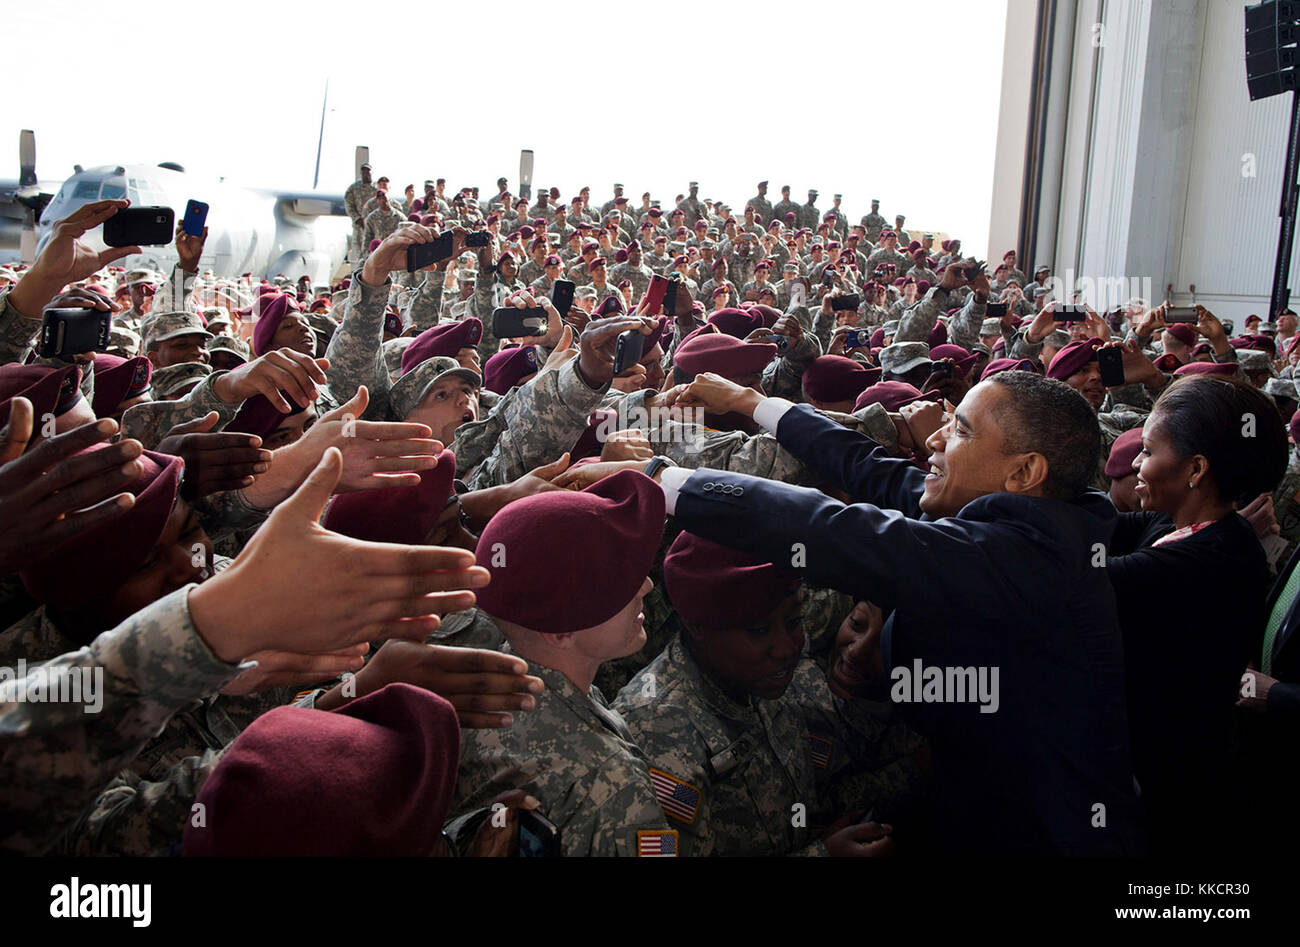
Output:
[8, 0, 1008, 252]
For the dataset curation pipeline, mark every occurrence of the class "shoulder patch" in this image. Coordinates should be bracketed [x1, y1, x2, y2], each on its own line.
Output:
[808, 733, 833, 769]
[647, 767, 701, 824]
[637, 829, 678, 857]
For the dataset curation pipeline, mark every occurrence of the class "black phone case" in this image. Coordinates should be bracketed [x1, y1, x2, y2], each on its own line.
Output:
[407, 232, 455, 271]
[492, 308, 546, 338]
[38, 308, 112, 358]
[612, 330, 645, 375]
[551, 280, 575, 316]
[1097, 348, 1126, 387]
[102, 207, 174, 247]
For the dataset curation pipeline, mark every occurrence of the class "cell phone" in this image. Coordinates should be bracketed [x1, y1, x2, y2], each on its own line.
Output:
[822, 267, 836, 287]
[102, 206, 175, 247]
[986, 302, 1008, 318]
[662, 278, 680, 317]
[1097, 346, 1125, 387]
[551, 279, 575, 317]
[1054, 304, 1089, 322]
[517, 810, 561, 857]
[644, 275, 669, 314]
[406, 231, 455, 272]
[465, 232, 492, 247]
[766, 332, 790, 356]
[1165, 306, 1198, 323]
[844, 329, 868, 349]
[492, 307, 547, 338]
[612, 329, 645, 375]
[832, 293, 861, 312]
[181, 200, 209, 238]
[39, 307, 113, 358]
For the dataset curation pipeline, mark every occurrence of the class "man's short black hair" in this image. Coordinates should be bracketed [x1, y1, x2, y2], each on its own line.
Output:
[985, 371, 1100, 500]
[1151, 375, 1288, 506]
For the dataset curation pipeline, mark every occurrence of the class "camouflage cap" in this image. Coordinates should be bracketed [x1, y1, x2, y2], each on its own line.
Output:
[879, 342, 932, 376]
[151, 361, 213, 398]
[143, 311, 214, 349]
[200, 306, 232, 328]
[1264, 377, 1298, 401]
[1237, 349, 1276, 377]
[306, 311, 340, 337]
[208, 334, 251, 363]
[389, 355, 482, 420]
[574, 285, 599, 299]
[104, 324, 142, 358]
[980, 317, 1003, 335]
[123, 267, 165, 286]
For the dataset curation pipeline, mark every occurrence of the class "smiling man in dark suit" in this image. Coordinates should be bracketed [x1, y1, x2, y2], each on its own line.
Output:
[645, 369, 1142, 855]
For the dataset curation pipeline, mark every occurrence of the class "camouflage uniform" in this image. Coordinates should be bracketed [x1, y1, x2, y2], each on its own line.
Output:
[609, 260, 654, 301]
[748, 193, 774, 223]
[362, 206, 407, 256]
[1273, 449, 1300, 568]
[798, 200, 822, 231]
[0, 291, 42, 365]
[119, 371, 240, 449]
[0, 585, 241, 854]
[861, 211, 887, 243]
[446, 610, 675, 856]
[772, 198, 800, 224]
[344, 178, 378, 259]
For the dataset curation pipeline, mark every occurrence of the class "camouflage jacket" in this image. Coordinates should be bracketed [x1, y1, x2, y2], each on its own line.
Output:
[120, 371, 240, 449]
[0, 584, 241, 854]
[448, 611, 674, 856]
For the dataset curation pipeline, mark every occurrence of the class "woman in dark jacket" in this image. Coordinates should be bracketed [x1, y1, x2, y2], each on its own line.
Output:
[1106, 374, 1288, 855]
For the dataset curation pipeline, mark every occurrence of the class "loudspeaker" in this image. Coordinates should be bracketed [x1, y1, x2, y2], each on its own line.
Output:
[1247, 0, 1300, 100]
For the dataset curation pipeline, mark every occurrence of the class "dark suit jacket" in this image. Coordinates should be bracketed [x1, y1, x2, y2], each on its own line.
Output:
[672, 404, 1142, 855]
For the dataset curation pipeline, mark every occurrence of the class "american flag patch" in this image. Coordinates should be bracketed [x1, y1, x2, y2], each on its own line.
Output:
[809, 734, 833, 769]
[648, 768, 701, 824]
[637, 829, 678, 857]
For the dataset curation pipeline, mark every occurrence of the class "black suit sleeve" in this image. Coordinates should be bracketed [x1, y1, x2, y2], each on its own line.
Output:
[674, 467, 1010, 614]
[773, 404, 926, 514]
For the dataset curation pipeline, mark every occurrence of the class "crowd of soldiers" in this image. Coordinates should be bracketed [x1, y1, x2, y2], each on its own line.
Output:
[0, 166, 1297, 859]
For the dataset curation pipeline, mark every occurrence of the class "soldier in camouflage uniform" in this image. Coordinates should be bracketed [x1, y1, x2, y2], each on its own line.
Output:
[361, 192, 406, 259]
[447, 471, 678, 856]
[609, 241, 654, 301]
[748, 181, 773, 224]
[614, 531, 911, 856]
[861, 199, 886, 243]
[344, 164, 377, 261]
[798, 190, 822, 231]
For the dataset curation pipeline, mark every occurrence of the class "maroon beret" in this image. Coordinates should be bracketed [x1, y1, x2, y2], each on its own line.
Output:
[21, 448, 182, 631]
[664, 531, 802, 631]
[748, 304, 783, 328]
[644, 316, 669, 353]
[226, 392, 306, 440]
[707, 307, 765, 339]
[474, 469, 664, 634]
[675, 332, 777, 379]
[803, 356, 882, 403]
[594, 294, 626, 318]
[252, 292, 301, 357]
[91, 355, 151, 418]
[1291, 410, 1300, 445]
[588, 256, 606, 271]
[184, 683, 459, 857]
[569, 408, 618, 461]
[928, 344, 977, 378]
[519, 226, 536, 239]
[1228, 336, 1252, 350]
[1153, 352, 1184, 373]
[402, 319, 484, 374]
[1105, 427, 1145, 479]
[1046, 337, 1103, 381]
[1191, 342, 1214, 357]
[784, 212, 796, 223]
[384, 311, 404, 336]
[614, 249, 628, 264]
[322, 450, 457, 545]
[0, 363, 82, 429]
[853, 380, 930, 412]
[498, 250, 516, 265]
[368, 238, 382, 252]
[1173, 360, 1238, 377]
[927, 321, 948, 348]
[979, 357, 1041, 381]
[1163, 323, 1196, 347]
[483, 345, 541, 394]
[869, 327, 887, 348]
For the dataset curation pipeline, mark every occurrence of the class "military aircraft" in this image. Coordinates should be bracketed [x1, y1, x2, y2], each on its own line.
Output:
[0, 131, 361, 285]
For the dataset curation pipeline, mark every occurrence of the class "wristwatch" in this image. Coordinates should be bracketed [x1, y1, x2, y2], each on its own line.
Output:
[643, 455, 677, 482]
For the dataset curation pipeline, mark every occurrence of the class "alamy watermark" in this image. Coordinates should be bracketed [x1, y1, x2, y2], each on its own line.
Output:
[0, 660, 103, 713]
